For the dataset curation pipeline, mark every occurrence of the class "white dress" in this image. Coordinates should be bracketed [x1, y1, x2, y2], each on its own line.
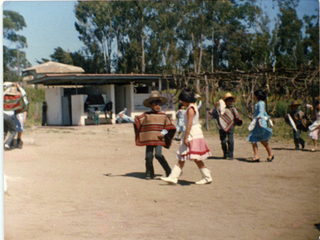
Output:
[308, 111, 320, 140]
[177, 104, 211, 161]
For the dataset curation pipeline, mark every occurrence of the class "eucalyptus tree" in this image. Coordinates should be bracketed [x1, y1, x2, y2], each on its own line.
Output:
[3, 10, 30, 81]
[302, 14, 319, 68]
[75, 1, 116, 73]
[203, 1, 257, 72]
[247, 2, 274, 70]
[50, 47, 73, 64]
[109, 1, 134, 73]
[3, 10, 27, 48]
[274, 0, 304, 68]
[124, 1, 157, 73]
[146, 1, 190, 74]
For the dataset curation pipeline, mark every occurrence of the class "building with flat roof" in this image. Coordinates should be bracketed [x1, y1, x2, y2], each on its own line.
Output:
[24, 62, 176, 126]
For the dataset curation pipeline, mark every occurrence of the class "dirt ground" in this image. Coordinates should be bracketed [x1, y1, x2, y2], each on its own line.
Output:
[4, 122, 320, 240]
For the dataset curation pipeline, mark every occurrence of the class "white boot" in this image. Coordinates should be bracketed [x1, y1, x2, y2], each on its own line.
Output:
[161, 165, 181, 184]
[195, 168, 212, 185]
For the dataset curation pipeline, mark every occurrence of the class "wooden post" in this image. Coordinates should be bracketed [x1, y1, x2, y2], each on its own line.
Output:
[159, 77, 162, 92]
[205, 75, 209, 131]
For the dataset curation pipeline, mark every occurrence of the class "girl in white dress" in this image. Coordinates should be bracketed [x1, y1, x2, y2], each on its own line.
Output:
[308, 99, 320, 151]
[161, 88, 212, 185]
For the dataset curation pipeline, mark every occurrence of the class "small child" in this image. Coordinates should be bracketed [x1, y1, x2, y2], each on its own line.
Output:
[174, 103, 186, 141]
[308, 99, 320, 151]
[211, 92, 242, 160]
[94, 107, 100, 125]
[284, 101, 305, 150]
[119, 91, 176, 179]
[174, 97, 202, 141]
[161, 88, 212, 185]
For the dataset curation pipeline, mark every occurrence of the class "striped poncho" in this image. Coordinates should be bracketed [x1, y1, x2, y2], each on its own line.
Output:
[134, 111, 176, 149]
[212, 107, 242, 132]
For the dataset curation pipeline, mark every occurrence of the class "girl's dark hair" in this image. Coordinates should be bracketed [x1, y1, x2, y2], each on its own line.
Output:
[178, 102, 184, 109]
[315, 99, 320, 106]
[178, 88, 196, 103]
[254, 90, 266, 101]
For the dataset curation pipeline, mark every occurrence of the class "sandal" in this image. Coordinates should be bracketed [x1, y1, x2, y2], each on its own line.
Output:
[311, 148, 317, 152]
[249, 158, 260, 163]
[267, 155, 274, 162]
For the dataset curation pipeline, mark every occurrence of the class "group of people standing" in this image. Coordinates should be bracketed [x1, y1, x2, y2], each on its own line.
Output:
[118, 87, 319, 185]
[285, 99, 320, 152]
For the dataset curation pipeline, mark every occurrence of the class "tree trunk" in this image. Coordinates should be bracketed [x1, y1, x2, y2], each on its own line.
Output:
[191, 33, 197, 73]
[211, 29, 214, 72]
[205, 75, 209, 131]
[198, 32, 203, 74]
[142, 35, 145, 74]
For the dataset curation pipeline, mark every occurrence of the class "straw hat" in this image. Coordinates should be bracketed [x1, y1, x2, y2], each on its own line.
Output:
[223, 92, 236, 101]
[5, 86, 19, 95]
[289, 100, 300, 107]
[143, 91, 168, 108]
[3, 82, 14, 89]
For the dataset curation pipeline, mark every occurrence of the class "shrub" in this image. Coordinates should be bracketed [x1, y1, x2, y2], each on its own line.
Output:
[24, 86, 45, 128]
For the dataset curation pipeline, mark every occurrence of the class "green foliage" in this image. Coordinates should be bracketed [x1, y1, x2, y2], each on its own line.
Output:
[3, 10, 30, 82]
[3, 10, 27, 48]
[303, 15, 319, 68]
[272, 100, 288, 118]
[275, 0, 306, 68]
[50, 47, 73, 64]
[24, 87, 45, 128]
[36, 1, 318, 75]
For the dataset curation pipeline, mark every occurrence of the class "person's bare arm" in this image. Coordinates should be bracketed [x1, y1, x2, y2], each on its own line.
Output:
[184, 107, 195, 146]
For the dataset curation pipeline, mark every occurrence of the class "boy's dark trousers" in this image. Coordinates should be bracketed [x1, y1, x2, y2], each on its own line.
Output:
[293, 129, 305, 149]
[219, 126, 234, 159]
[145, 145, 171, 179]
[4, 113, 17, 147]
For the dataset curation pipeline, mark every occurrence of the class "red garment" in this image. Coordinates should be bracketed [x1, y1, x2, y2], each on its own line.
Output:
[219, 107, 242, 132]
[134, 111, 176, 149]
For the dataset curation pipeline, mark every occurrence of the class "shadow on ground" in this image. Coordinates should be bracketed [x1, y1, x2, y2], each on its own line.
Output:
[104, 172, 196, 186]
[272, 147, 310, 151]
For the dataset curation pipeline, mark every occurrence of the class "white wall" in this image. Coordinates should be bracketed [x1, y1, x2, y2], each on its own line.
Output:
[131, 93, 176, 120]
[45, 88, 63, 125]
[71, 94, 87, 126]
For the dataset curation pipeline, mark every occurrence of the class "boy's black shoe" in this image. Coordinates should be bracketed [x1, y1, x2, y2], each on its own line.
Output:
[146, 173, 154, 180]
[17, 139, 23, 149]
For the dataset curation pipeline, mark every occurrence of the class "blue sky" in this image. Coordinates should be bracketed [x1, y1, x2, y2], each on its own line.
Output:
[2, 0, 319, 68]
[3, 0, 85, 66]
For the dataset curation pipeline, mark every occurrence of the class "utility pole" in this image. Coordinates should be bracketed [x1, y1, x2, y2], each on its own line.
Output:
[17, 47, 21, 85]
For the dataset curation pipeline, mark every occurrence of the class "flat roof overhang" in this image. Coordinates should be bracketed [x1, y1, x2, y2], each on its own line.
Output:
[27, 74, 174, 86]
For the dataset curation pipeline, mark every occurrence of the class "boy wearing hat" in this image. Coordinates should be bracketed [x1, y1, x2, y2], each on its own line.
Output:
[284, 101, 305, 150]
[3, 86, 18, 150]
[211, 93, 242, 160]
[4, 82, 28, 149]
[119, 91, 176, 179]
